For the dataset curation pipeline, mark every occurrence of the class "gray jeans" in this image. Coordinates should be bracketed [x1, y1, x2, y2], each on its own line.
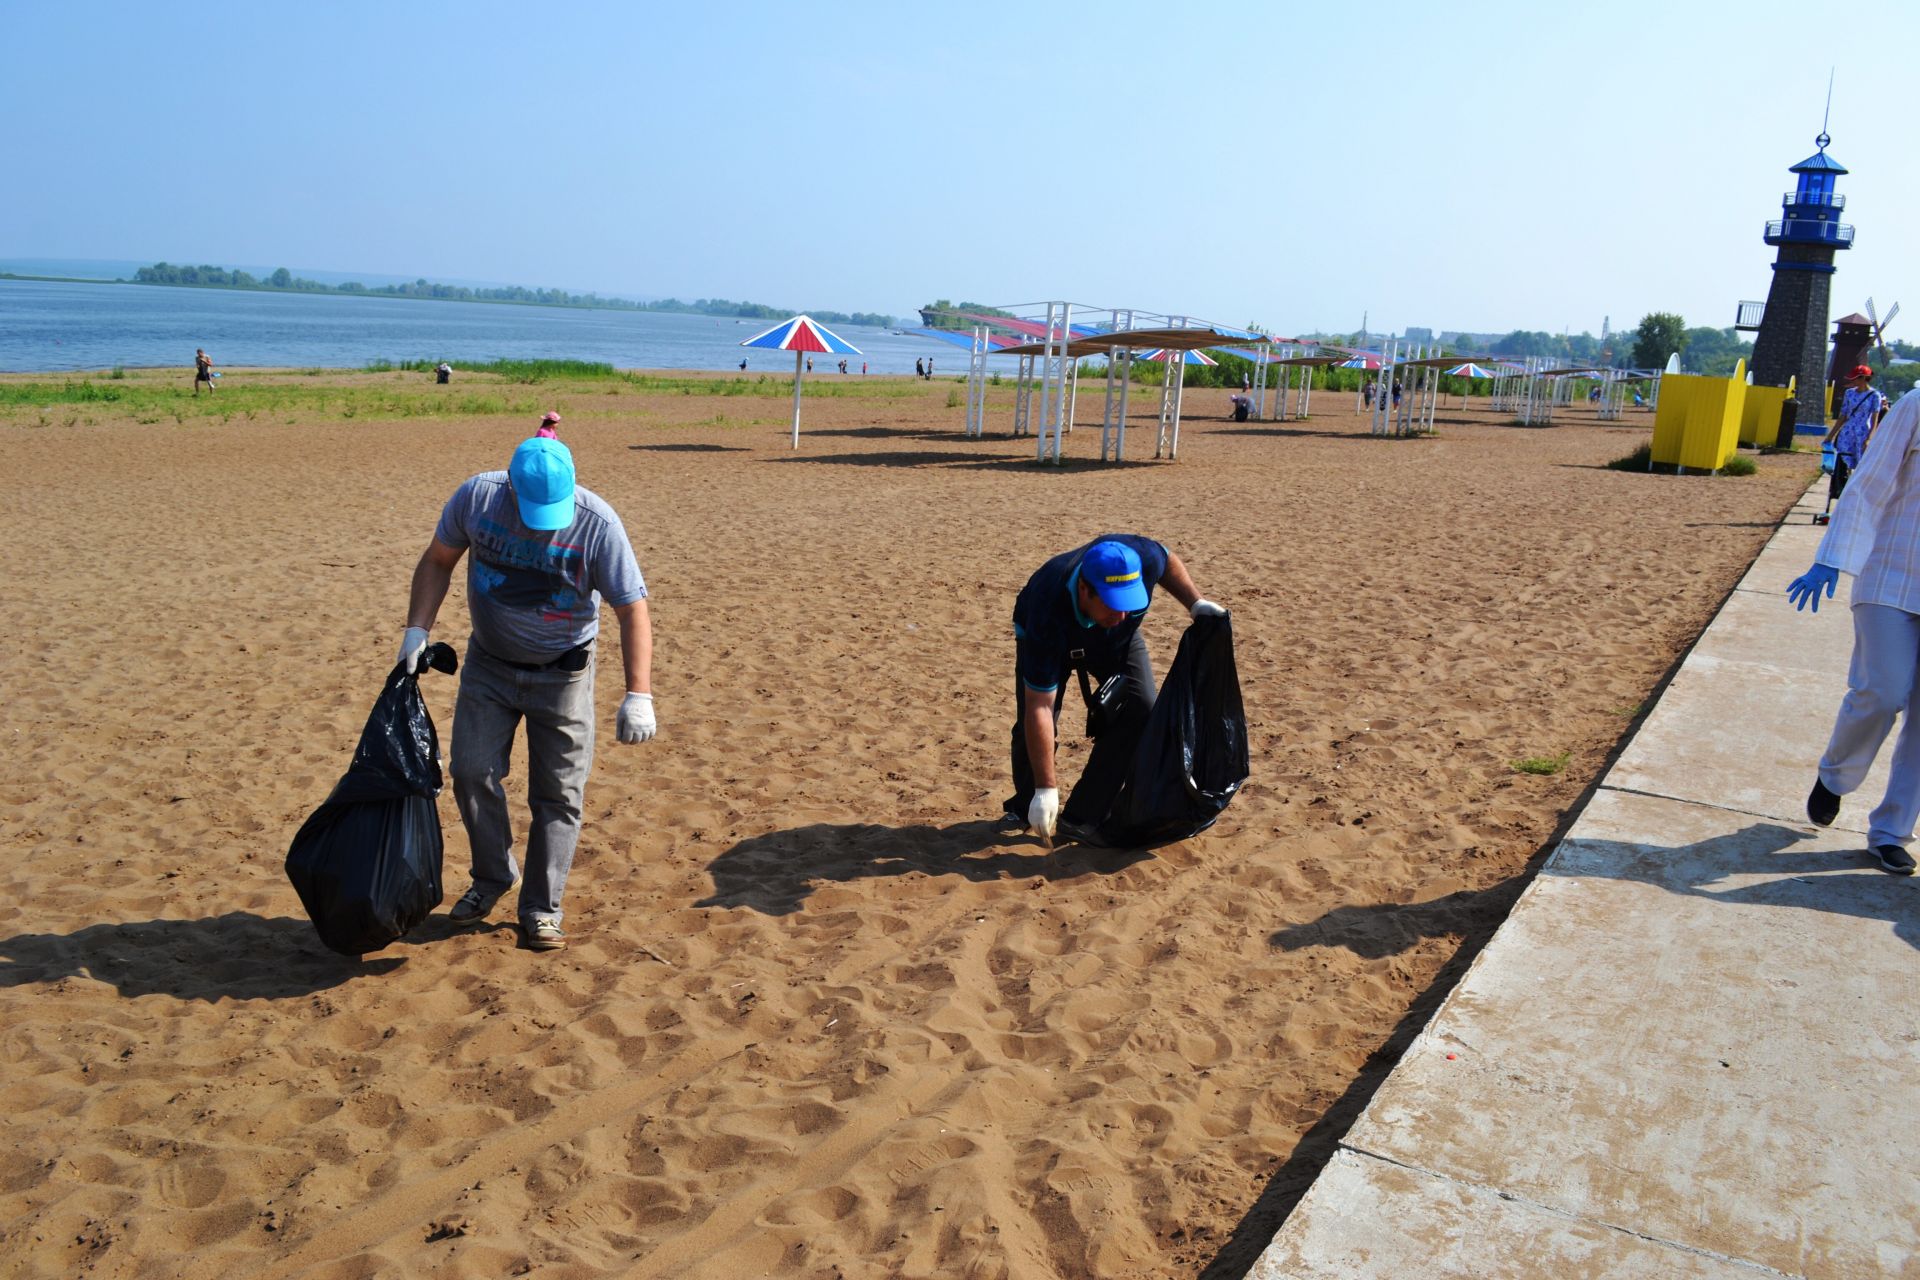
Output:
[1820, 603, 1920, 849]
[449, 640, 596, 924]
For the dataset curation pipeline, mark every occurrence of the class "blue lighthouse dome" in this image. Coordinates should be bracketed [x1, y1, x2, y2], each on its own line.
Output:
[1767, 134, 1853, 249]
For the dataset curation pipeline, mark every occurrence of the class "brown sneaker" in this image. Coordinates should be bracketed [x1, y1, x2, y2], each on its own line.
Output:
[524, 918, 567, 951]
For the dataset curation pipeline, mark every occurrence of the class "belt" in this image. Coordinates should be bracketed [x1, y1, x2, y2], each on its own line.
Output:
[484, 642, 591, 673]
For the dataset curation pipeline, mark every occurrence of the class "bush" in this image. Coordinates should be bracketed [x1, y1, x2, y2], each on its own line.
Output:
[1606, 443, 1652, 471]
[1720, 454, 1757, 476]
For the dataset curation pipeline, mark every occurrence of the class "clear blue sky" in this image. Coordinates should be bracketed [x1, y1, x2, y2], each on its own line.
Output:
[6, 0, 1914, 340]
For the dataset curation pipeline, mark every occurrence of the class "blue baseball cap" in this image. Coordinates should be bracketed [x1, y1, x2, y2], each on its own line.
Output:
[1082, 540, 1149, 612]
[508, 436, 576, 530]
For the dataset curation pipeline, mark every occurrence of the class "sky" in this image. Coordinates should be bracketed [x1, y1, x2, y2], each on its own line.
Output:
[5, 0, 1915, 341]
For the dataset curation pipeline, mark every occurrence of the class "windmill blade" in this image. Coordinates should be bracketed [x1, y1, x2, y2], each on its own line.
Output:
[1883, 301, 1899, 332]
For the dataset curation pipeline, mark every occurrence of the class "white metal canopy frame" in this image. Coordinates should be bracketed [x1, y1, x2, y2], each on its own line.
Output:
[944, 302, 1270, 464]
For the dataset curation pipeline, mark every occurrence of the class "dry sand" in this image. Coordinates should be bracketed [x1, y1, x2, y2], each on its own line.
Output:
[0, 369, 1813, 1278]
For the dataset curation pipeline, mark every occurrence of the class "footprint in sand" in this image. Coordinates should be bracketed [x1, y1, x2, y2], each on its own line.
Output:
[155, 1161, 226, 1209]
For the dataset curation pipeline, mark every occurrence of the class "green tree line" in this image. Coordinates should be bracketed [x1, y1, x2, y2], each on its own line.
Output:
[128, 262, 891, 326]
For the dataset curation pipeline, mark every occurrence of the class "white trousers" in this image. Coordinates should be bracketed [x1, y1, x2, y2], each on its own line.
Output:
[1819, 603, 1920, 849]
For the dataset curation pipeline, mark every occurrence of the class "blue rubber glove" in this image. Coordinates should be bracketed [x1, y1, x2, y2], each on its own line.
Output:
[1787, 564, 1839, 613]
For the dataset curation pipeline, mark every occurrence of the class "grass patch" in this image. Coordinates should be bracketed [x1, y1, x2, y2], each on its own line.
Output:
[1605, 441, 1756, 475]
[1511, 751, 1571, 776]
[0, 377, 533, 422]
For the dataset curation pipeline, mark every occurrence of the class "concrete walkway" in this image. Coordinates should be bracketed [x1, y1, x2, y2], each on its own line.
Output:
[1251, 479, 1919, 1279]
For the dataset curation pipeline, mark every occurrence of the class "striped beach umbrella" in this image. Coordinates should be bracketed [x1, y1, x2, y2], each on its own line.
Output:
[1336, 355, 1383, 370]
[1443, 362, 1498, 379]
[740, 315, 863, 448]
[1136, 348, 1219, 366]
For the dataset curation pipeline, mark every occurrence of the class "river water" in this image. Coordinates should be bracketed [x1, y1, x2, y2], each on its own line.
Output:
[0, 279, 963, 376]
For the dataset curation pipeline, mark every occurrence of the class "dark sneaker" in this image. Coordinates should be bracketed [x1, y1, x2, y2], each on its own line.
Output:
[524, 918, 567, 950]
[996, 810, 1029, 836]
[449, 878, 519, 924]
[1871, 845, 1917, 876]
[1807, 779, 1841, 827]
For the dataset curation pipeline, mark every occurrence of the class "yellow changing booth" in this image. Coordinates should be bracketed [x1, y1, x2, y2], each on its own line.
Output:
[1651, 358, 1767, 471]
[1740, 376, 1795, 447]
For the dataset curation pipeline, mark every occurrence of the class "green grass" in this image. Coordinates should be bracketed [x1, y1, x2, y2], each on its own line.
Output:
[1511, 751, 1571, 776]
[0, 378, 534, 421]
[1605, 442, 1756, 475]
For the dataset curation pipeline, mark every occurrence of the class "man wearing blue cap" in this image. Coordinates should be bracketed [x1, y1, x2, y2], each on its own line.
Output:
[1006, 535, 1224, 843]
[398, 436, 657, 951]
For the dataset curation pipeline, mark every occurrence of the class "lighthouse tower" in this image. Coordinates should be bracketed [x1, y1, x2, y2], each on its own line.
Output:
[1749, 132, 1854, 429]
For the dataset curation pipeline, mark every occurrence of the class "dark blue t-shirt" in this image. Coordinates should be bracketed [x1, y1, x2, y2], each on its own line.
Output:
[1012, 534, 1168, 692]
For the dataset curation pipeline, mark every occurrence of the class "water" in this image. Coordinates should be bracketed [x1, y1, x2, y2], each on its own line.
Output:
[0, 278, 963, 376]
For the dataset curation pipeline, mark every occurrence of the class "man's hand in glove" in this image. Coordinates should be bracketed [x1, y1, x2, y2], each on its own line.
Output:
[617, 692, 656, 744]
[397, 626, 429, 675]
[1189, 599, 1227, 619]
[1027, 787, 1060, 841]
[1786, 564, 1839, 613]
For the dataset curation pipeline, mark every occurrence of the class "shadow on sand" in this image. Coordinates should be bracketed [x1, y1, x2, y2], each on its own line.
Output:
[697, 819, 1152, 916]
[0, 911, 515, 1001]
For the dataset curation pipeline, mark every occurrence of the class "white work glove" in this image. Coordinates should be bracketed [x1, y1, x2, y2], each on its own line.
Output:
[617, 692, 656, 744]
[1189, 599, 1227, 619]
[397, 626, 430, 675]
[1027, 787, 1060, 841]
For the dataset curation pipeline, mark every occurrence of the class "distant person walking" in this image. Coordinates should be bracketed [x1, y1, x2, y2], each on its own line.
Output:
[399, 435, 658, 950]
[925, 358, 934, 380]
[436, 362, 452, 384]
[738, 359, 748, 372]
[1824, 365, 1888, 506]
[1788, 388, 1920, 876]
[1363, 379, 1375, 409]
[915, 358, 925, 379]
[193, 348, 216, 395]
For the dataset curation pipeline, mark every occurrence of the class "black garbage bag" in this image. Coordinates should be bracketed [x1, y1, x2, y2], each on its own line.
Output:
[1072, 614, 1249, 849]
[285, 644, 457, 955]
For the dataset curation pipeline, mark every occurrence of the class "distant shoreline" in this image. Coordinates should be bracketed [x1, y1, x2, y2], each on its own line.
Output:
[0, 273, 897, 327]
[0, 272, 683, 316]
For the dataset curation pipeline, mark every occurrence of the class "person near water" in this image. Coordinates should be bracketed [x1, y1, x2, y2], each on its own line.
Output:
[398, 435, 658, 950]
[1003, 536, 1224, 844]
[1788, 388, 1920, 875]
[194, 348, 216, 394]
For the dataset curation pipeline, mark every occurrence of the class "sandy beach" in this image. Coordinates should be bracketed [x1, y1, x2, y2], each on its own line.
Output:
[0, 368, 1813, 1279]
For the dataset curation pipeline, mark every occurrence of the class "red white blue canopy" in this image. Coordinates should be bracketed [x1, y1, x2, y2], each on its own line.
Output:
[1443, 362, 1498, 379]
[738, 315, 863, 448]
[1137, 347, 1219, 366]
[739, 314, 863, 356]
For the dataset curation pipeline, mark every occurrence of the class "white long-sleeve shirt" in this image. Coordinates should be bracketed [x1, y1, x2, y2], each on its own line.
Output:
[1817, 389, 1920, 614]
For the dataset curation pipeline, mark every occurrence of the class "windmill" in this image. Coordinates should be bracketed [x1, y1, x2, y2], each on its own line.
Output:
[1866, 297, 1901, 371]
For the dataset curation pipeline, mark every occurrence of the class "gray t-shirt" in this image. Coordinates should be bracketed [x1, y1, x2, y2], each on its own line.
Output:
[433, 471, 646, 664]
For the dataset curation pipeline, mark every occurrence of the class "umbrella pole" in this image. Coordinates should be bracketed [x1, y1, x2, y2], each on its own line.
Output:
[791, 350, 804, 449]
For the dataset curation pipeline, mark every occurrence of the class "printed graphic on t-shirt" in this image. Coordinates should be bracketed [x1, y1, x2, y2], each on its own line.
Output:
[469, 517, 590, 623]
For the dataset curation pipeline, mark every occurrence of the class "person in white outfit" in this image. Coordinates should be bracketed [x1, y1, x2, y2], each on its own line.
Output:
[1787, 387, 1920, 875]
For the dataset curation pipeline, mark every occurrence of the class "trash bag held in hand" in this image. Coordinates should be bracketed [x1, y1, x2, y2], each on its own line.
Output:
[285, 644, 457, 955]
[1072, 613, 1250, 849]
